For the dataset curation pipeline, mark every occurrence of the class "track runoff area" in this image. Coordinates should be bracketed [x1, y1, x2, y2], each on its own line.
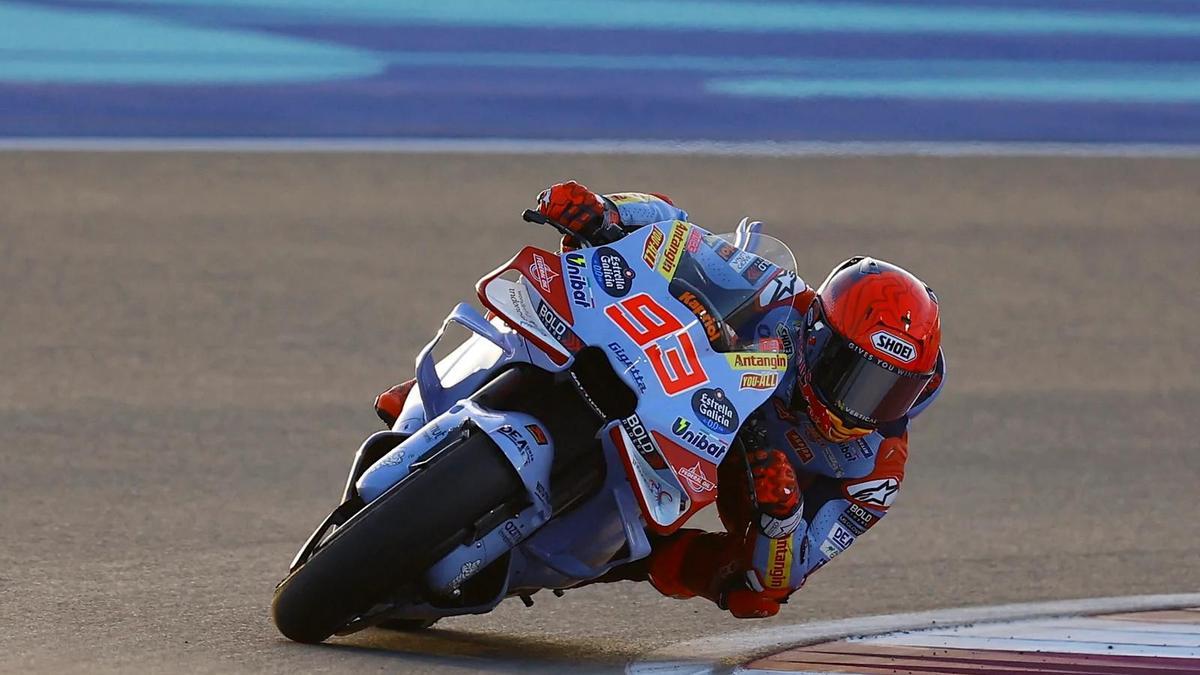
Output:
[630, 594, 1200, 674]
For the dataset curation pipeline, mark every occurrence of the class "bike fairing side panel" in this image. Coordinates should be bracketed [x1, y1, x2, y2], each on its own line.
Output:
[381, 425, 654, 622]
[571, 223, 785, 529]
[354, 299, 647, 611]
[352, 223, 789, 619]
[476, 246, 579, 366]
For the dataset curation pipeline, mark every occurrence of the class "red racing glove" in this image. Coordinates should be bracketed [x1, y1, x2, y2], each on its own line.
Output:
[536, 181, 625, 248]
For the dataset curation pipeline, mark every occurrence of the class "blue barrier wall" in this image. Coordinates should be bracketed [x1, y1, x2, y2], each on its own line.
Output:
[3, 1, 1200, 142]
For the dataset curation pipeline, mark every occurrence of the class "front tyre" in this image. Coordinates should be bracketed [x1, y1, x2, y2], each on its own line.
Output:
[271, 429, 521, 643]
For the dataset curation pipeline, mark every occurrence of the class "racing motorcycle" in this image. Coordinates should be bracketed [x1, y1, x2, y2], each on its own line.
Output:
[271, 210, 800, 643]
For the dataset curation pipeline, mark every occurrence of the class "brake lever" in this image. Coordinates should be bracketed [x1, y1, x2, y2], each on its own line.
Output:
[522, 209, 575, 238]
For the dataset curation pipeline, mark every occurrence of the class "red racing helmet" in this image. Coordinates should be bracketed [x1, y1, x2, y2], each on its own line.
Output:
[798, 257, 941, 441]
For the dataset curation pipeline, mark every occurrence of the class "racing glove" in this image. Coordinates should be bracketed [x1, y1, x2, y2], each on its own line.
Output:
[536, 180, 623, 246]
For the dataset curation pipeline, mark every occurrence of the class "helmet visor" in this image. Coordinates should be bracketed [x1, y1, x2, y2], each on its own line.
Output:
[804, 303, 933, 427]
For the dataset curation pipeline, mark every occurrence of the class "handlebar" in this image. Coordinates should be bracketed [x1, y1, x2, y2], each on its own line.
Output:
[521, 209, 625, 247]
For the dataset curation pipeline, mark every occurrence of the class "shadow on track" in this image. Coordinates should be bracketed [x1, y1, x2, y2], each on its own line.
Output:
[307, 627, 625, 673]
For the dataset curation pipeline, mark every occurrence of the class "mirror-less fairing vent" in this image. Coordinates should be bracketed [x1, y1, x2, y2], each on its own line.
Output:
[568, 347, 638, 421]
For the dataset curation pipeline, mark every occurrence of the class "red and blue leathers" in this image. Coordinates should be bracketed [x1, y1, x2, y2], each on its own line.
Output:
[595, 189, 946, 618]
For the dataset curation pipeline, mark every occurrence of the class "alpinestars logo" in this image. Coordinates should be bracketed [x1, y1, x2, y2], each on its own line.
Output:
[847, 477, 900, 508]
[870, 331, 916, 363]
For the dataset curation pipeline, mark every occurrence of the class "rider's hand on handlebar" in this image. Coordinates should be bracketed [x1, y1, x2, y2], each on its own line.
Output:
[536, 181, 623, 244]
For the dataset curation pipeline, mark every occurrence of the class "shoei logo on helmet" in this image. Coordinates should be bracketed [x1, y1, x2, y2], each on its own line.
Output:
[870, 331, 917, 363]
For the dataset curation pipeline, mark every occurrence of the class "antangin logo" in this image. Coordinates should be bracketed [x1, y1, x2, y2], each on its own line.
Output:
[727, 352, 789, 371]
[870, 331, 917, 363]
[765, 537, 793, 589]
[656, 221, 689, 279]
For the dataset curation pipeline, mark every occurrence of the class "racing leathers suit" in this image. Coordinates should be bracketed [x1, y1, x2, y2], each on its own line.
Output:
[575, 191, 946, 618]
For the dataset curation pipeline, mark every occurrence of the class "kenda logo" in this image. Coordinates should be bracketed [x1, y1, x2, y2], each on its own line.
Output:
[870, 331, 916, 363]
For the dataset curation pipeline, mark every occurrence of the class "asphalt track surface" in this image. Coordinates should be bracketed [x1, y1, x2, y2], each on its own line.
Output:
[2, 152, 1198, 673]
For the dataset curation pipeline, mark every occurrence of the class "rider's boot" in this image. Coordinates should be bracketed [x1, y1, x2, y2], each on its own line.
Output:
[374, 379, 415, 428]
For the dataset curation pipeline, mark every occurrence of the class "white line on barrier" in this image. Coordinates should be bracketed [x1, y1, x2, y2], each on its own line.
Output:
[3, 137, 1200, 157]
[627, 592, 1200, 674]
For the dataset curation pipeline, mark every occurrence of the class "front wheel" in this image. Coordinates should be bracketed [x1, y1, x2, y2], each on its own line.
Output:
[271, 428, 522, 643]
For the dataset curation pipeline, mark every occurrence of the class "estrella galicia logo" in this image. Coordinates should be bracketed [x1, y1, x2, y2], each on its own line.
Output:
[592, 247, 635, 297]
[564, 253, 593, 308]
[690, 387, 739, 434]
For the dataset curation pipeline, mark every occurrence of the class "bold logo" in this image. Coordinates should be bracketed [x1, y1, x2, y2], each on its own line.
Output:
[528, 253, 559, 292]
[870, 331, 917, 363]
[685, 229, 702, 253]
[525, 424, 548, 445]
[739, 372, 779, 391]
[677, 462, 716, 493]
[785, 428, 815, 463]
[536, 300, 568, 341]
[726, 352, 789, 371]
[622, 414, 666, 469]
[656, 222, 689, 279]
[715, 242, 738, 261]
[592, 247, 636, 297]
[847, 477, 900, 508]
[497, 424, 534, 465]
[765, 537, 793, 589]
[642, 226, 664, 268]
[691, 387, 739, 434]
[675, 290, 721, 342]
[564, 254, 593, 308]
[670, 417, 728, 460]
[838, 503, 877, 536]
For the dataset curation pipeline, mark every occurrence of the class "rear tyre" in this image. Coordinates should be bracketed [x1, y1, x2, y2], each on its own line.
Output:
[271, 430, 522, 643]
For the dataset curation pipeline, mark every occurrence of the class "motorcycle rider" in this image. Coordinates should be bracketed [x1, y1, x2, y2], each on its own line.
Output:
[376, 181, 945, 619]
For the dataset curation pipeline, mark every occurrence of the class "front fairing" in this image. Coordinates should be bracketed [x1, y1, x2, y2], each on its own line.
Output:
[559, 221, 801, 533]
